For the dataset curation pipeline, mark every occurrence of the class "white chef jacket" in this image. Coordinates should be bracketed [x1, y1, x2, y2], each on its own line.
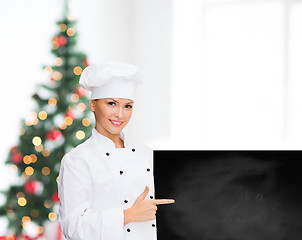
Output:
[57, 127, 157, 240]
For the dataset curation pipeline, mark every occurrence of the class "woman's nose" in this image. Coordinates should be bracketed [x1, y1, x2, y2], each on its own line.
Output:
[114, 107, 124, 118]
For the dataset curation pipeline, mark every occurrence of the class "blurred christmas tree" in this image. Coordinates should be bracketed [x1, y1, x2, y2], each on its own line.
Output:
[0, 0, 93, 237]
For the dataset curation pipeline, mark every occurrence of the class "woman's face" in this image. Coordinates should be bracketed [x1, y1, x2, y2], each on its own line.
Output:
[89, 98, 134, 135]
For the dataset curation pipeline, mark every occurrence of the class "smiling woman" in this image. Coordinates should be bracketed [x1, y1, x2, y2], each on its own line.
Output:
[89, 98, 134, 148]
[57, 61, 175, 240]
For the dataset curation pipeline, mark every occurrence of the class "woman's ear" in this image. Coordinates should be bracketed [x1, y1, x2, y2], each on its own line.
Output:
[89, 100, 95, 112]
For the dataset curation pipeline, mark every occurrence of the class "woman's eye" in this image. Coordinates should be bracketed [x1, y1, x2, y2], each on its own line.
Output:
[108, 102, 115, 106]
[125, 105, 133, 109]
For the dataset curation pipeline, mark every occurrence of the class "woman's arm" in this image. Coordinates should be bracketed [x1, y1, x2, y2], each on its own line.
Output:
[57, 154, 124, 240]
[123, 208, 132, 225]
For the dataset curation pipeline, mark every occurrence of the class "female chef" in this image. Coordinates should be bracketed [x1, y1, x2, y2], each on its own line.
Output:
[57, 61, 175, 240]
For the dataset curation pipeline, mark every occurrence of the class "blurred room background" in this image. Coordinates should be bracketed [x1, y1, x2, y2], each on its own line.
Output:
[1, 0, 302, 236]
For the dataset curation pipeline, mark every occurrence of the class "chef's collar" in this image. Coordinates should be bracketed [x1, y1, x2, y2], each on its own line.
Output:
[91, 127, 128, 149]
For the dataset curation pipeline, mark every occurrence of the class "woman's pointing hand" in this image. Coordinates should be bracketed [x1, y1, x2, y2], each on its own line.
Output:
[123, 186, 175, 225]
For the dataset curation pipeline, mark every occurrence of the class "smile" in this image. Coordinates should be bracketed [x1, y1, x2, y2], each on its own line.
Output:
[110, 119, 123, 126]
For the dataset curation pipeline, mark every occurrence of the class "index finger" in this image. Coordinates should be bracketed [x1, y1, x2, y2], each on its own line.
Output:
[153, 199, 175, 205]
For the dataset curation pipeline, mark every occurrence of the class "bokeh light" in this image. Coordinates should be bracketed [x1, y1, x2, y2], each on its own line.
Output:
[25, 166, 34, 176]
[52, 71, 62, 81]
[32, 136, 42, 146]
[76, 130, 85, 140]
[18, 197, 27, 206]
[78, 102, 86, 111]
[59, 23, 67, 32]
[71, 94, 79, 102]
[64, 116, 73, 125]
[44, 66, 53, 74]
[42, 167, 50, 176]
[16, 192, 24, 199]
[82, 118, 91, 127]
[44, 200, 51, 208]
[30, 154, 37, 163]
[73, 66, 82, 75]
[66, 27, 75, 36]
[48, 212, 57, 221]
[35, 144, 44, 152]
[38, 111, 47, 120]
[48, 98, 57, 106]
[55, 57, 63, 66]
[23, 155, 32, 164]
[42, 149, 50, 157]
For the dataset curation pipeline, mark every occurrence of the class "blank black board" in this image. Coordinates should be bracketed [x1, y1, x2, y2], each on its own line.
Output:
[154, 151, 302, 240]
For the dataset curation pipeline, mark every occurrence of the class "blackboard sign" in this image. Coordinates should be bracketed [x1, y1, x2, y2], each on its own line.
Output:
[154, 151, 302, 240]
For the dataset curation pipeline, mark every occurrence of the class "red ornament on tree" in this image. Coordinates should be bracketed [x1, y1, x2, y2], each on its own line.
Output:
[51, 191, 60, 202]
[74, 87, 86, 97]
[0, 234, 17, 240]
[65, 110, 75, 120]
[10, 146, 18, 153]
[83, 58, 90, 66]
[11, 152, 23, 164]
[57, 36, 67, 46]
[24, 180, 42, 195]
[46, 129, 62, 141]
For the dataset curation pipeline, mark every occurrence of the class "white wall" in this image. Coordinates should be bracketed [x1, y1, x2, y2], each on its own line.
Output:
[74, 0, 132, 62]
[126, 0, 173, 145]
[170, 0, 302, 149]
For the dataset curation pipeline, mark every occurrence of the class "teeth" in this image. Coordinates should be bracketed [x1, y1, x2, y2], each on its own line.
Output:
[111, 120, 122, 125]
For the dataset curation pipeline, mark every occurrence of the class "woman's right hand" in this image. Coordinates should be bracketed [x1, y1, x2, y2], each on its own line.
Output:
[124, 186, 175, 225]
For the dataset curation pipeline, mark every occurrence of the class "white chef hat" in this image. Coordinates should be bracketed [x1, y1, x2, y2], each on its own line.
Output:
[79, 61, 143, 101]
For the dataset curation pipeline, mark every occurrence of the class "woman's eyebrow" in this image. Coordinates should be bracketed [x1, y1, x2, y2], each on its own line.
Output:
[109, 98, 133, 104]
